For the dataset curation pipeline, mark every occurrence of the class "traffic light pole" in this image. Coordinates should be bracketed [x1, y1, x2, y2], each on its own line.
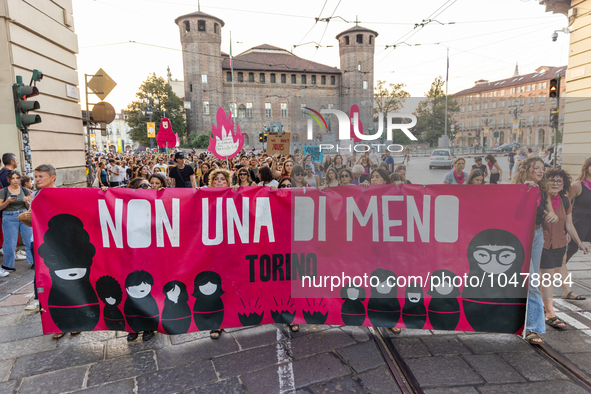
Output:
[553, 73, 561, 168]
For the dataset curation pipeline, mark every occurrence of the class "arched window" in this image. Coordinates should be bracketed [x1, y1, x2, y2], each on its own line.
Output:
[198, 20, 206, 31]
[238, 104, 246, 118]
[345, 36, 349, 45]
[244, 134, 250, 146]
[357, 63, 361, 71]
[331, 76, 336, 85]
[189, 83, 192, 92]
[356, 34, 363, 44]
[292, 134, 299, 142]
[227, 72, 232, 82]
[183, 21, 190, 32]
[369, 35, 373, 44]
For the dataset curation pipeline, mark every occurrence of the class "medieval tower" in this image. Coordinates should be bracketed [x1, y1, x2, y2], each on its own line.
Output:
[175, 10, 224, 136]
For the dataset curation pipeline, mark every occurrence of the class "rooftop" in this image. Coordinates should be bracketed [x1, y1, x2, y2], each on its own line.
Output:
[335, 25, 379, 39]
[222, 44, 341, 74]
[454, 65, 567, 96]
[174, 10, 225, 26]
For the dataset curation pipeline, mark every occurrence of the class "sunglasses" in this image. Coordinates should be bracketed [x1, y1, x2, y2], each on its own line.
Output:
[340, 174, 350, 179]
[279, 184, 292, 188]
[139, 183, 151, 189]
[295, 172, 304, 176]
[239, 173, 248, 176]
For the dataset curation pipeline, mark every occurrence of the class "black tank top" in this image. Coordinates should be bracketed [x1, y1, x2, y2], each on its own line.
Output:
[573, 182, 591, 217]
[536, 191, 546, 225]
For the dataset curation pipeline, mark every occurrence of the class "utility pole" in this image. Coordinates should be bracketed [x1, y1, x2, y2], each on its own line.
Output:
[552, 73, 561, 167]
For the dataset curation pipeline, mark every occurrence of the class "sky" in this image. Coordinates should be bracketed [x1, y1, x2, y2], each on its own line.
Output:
[73, 0, 570, 111]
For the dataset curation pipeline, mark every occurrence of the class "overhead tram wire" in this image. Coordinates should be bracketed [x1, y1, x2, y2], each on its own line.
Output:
[296, 0, 328, 45]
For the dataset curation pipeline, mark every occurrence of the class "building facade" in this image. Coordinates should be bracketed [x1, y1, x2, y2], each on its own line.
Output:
[452, 65, 566, 148]
[0, 0, 85, 186]
[175, 11, 377, 149]
[540, 0, 591, 176]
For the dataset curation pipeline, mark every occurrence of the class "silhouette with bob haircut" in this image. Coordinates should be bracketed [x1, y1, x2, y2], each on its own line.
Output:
[95, 275, 125, 331]
[124, 270, 159, 342]
[192, 271, 225, 333]
[161, 280, 191, 335]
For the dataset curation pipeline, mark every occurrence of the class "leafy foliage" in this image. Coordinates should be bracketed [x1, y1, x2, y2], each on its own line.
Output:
[373, 80, 412, 144]
[126, 73, 186, 147]
[412, 76, 459, 146]
[186, 131, 213, 149]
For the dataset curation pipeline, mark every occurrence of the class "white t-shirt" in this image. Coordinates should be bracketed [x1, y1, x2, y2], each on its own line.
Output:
[369, 152, 380, 165]
[118, 166, 127, 182]
[107, 164, 120, 182]
[258, 179, 279, 187]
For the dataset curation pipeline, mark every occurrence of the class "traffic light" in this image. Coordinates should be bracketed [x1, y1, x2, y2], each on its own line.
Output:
[550, 113, 559, 129]
[549, 78, 558, 98]
[12, 72, 43, 131]
[259, 132, 263, 142]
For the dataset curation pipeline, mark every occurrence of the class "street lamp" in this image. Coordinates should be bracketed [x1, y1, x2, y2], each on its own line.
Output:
[481, 112, 491, 151]
[140, 93, 160, 150]
[509, 102, 523, 144]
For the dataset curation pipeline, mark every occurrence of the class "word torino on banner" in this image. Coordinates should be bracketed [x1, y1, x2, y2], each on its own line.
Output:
[31, 185, 538, 336]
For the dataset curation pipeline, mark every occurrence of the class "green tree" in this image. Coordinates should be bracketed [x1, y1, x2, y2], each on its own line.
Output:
[373, 80, 410, 120]
[126, 73, 186, 147]
[412, 76, 459, 146]
[373, 80, 412, 144]
[186, 131, 212, 148]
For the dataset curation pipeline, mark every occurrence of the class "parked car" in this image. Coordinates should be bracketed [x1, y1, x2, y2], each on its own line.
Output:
[496, 143, 520, 153]
[429, 149, 454, 169]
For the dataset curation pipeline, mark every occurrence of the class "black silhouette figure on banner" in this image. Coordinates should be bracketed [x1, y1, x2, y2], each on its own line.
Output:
[367, 269, 401, 327]
[402, 280, 427, 329]
[38, 214, 100, 332]
[124, 270, 159, 342]
[192, 271, 225, 330]
[462, 229, 527, 334]
[427, 269, 462, 331]
[270, 296, 296, 325]
[95, 275, 125, 331]
[238, 298, 264, 327]
[340, 283, 367, 326]
[161, 281, 191, 335]
[303, 298, 329, 325]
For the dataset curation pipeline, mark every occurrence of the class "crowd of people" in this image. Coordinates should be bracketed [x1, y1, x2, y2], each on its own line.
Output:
[1, 147, 590, 345]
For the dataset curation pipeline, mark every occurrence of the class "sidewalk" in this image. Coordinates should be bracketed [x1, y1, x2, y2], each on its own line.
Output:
[0, 250, 590, 393]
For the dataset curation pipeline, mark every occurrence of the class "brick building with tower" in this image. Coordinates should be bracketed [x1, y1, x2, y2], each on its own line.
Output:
[175, 10, 377, 149]
[452, 65, 566, 148]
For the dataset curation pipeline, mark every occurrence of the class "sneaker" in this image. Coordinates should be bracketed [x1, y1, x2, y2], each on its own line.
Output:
[24, 300, 39, 311]
[0, 269, 9, 278]
[15, 254, 26, 261]
[1, 265, 15, 271]
[16, 250, 26, 257]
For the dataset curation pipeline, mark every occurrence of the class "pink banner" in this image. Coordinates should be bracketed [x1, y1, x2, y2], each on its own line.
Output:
[31, 185, 538, 336]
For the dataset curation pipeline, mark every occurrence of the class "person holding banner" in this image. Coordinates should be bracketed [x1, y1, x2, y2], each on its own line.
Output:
[443, 158, 468, 185]
[257, 167, 279, 188]
[320, 167, 339, 190]
[337, 169, 354, 186]
[540, 168, 590, 330]
[395, 165, 412, 184]
[513, 156, 558, 344]
[292, 165, 308, 187]
[234, 168, 256, 187]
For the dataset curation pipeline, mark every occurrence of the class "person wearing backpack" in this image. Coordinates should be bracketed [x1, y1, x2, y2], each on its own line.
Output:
[0, 170, 31, 276]
[540, 168, 590, 331]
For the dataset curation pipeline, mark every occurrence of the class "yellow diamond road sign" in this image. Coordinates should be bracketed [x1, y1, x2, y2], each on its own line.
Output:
[88, 68, 117, 101]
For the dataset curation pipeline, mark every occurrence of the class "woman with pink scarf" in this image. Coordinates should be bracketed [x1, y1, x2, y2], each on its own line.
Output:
[443, 158, 468, 185]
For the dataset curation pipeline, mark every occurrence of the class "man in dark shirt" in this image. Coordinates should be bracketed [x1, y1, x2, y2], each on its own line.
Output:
[0, 153, 18, 188]
[169, 152, 196, 188]
[507, 147, 517, 180]
[471, 157, 488, 178]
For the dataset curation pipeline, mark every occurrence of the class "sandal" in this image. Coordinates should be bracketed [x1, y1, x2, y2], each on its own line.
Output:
[563, 291, 586, 300]
[52, 333, 65, 340]
[389, 327, 401, 334]
[546, 316, 568, 330]
[210, 329, 222, 339]
[288, 324, 299, 333]
[525, 331, 544, 344]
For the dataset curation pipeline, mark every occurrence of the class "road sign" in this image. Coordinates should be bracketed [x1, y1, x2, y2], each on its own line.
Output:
[88, 68, 117, 101]
[484, 126, 489, 137]
[90, 133, 96, 144]
[147, 122, 156, 138]
[450, 124, 455, 132]
[92, 102, 116, 123]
